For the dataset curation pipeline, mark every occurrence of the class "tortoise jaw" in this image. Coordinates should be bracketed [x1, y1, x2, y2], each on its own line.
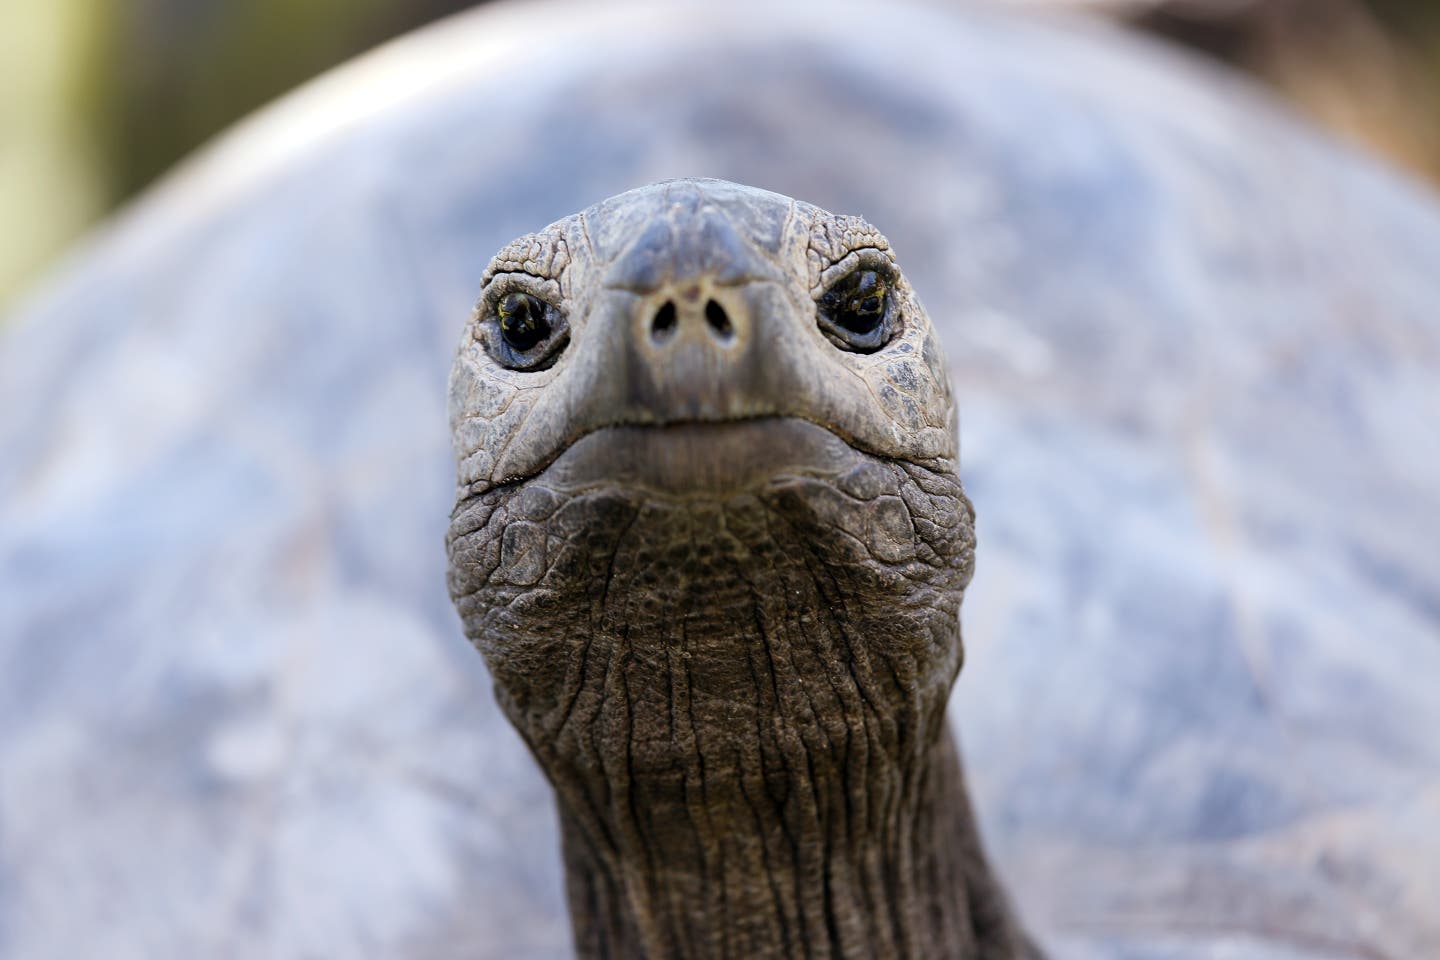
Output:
[533, 416, 874, 498]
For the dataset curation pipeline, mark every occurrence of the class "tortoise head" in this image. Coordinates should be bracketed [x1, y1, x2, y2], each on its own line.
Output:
[448, 178, 959, 493]
[444, 179, 987, 955]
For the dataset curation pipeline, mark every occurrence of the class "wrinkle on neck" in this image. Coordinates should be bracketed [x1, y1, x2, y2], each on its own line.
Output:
[450, 461, 1031, 958]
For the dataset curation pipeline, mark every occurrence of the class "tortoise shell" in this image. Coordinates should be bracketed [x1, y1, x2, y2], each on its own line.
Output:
[1, 2, 1437, 957]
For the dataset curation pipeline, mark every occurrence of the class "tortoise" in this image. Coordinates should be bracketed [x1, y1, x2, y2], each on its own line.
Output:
[447, 177, 1040, 958]
[2, 1, 1439, 958]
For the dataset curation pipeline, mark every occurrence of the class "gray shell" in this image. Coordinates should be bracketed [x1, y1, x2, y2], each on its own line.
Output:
[2, 2, 1438, 958]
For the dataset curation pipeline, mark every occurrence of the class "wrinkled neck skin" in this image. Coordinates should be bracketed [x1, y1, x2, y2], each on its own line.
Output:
[448, 439, 1035, 959]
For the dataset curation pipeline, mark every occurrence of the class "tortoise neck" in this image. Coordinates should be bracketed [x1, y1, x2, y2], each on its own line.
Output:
[453, 476, 1033, 956]
[553, 724, 1029, 959]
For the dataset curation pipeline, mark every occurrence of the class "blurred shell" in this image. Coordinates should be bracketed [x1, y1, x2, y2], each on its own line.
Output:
[1, 1, 1438, 957]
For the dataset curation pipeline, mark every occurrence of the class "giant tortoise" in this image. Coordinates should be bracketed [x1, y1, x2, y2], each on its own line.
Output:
[2, 1, 1439, 958]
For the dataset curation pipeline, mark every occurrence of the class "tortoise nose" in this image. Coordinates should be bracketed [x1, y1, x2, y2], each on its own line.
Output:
[601, 192, 782, 421]
[648, 289, 735, 345]
[625, 279, 765, 421]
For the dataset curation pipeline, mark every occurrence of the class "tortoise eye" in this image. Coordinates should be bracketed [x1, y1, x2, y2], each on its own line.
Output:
[482, 290, 569, 370]
[818, 268, 895, 352]
[498, 292, 550, 352]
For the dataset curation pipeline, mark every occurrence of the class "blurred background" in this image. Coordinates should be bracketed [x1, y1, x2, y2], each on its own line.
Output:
[3, 2, 1439, 955]
[3, 0, 1440, 315]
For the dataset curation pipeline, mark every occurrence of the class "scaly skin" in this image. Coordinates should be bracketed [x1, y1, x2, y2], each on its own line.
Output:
[447, 179, 1039, 959]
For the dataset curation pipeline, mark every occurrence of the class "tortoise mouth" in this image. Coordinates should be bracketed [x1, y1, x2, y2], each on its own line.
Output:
[535, 416, 875, 497]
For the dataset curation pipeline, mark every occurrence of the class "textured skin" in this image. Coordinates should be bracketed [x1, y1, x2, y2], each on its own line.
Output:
[446, 180, 1030, 957]
[448, 182, 957, 494]
[1, 1, 1439, 958]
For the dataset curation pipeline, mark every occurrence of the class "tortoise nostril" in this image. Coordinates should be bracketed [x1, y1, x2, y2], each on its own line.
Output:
[652, 301, 677, 342]
[704, 299, 733, 339]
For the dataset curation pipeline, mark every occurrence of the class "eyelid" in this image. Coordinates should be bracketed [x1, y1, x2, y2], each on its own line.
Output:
[478, 273, 563, 316]
[813, 247, 898, 298]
